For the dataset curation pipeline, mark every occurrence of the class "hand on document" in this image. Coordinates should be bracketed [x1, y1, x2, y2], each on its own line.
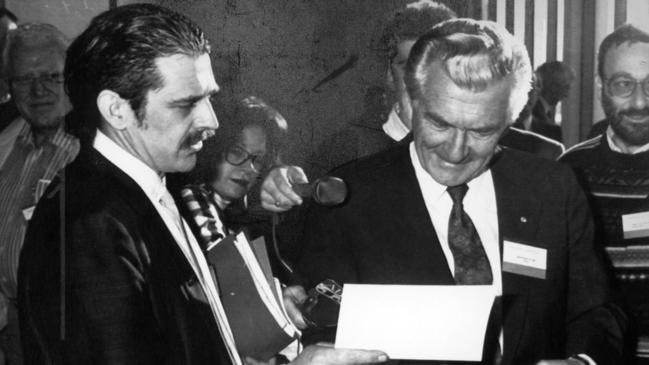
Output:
[282, 285, 308, 329]
[291, 343, 388, 365]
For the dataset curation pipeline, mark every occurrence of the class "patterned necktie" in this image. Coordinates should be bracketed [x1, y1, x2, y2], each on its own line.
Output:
[447, 184, 493, 285]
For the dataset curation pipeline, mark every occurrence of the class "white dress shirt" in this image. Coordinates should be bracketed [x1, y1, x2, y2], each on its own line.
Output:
[409, 142, 502, 295]
[93, 130, 241, 365]
[409, 143, 596, 364]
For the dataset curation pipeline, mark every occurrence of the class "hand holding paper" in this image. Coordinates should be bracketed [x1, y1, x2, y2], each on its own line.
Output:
[291, 343, 388, 365]
[283, 285, 309, 329]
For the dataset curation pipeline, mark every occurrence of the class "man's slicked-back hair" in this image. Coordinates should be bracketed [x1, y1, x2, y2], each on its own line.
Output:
[65, 3, 210, 142]
[597, 24, 649, 80]
[380, 0, 456, 61]
[405, 18, 532, 124]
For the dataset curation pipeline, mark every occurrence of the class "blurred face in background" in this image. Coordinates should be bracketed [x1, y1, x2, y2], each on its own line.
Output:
[10, 44, 69, 132]
[210, 125, 269, 202]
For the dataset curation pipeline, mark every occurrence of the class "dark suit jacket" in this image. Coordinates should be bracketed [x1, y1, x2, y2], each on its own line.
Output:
[500, 127, 564, 160]
[311, 116, 396, 177]
[297, 143, 626, 365]
[18, 146, 231, 364]
[530, 116, 563, 144]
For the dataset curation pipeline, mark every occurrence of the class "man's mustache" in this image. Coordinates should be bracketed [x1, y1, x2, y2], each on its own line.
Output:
[620, 107, 649, 119]
[184, 129, 215, 148]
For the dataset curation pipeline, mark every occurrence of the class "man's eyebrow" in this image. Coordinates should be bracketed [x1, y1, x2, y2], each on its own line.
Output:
[608, 71, 633, 79]
[424, 111, 451, 127]
[169, 89, 219, 106]
[424, 110, 498, 133]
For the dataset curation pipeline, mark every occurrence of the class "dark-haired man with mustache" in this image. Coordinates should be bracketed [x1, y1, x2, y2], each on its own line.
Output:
[560, 24, 649, 363]
[18, 4, 388, 365]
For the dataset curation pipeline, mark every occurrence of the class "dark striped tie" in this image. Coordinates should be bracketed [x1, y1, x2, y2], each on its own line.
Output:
[447, 184, 493, 285]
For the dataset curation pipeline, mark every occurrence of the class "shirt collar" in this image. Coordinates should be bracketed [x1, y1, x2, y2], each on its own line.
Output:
[382, 104, 410, 142]
[93, 129, 167, 201]
[15, 117, 77, 151]
[606, 124, 649, 154]
[409, 141, 492, 204]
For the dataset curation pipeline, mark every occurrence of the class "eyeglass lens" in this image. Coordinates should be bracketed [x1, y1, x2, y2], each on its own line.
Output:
[607, 76, 649, 98]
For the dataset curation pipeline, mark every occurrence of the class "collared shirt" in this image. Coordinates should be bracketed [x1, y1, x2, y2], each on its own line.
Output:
[409, 142, 502, 293]
[606, 125, 649, 154]
[410, 142, 504, 351]
[93, 130, 241, 365]
[0, 118, 79, 299]
[409, 143, 597, 364]
[0, 118, 26, 168]
[382, 104, 410, 142]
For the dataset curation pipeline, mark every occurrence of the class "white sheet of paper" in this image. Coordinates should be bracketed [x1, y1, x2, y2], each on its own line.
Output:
[335, 284, 496, 361]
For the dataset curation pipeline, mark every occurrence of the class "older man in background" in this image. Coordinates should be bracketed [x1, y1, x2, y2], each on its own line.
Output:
[0, 23, 76, 365]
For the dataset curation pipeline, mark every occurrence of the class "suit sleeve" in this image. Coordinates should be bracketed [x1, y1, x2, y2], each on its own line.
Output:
[562, 166, 627, 364]
[65, 212, 164, 364]
[297, 201, 359, 291]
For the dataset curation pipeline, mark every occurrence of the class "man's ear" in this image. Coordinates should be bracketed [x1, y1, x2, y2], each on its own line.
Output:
[96, 90, 135, 130]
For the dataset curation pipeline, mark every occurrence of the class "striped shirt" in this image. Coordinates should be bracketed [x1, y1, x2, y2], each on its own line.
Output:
[0, 118, 79, 299]
[181, 184, 229, 250]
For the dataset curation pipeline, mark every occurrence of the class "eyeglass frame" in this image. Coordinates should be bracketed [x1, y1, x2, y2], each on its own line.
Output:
[9, 72, 65, 92]
[223, 144, 271, 172]
[604, 74, 649, 98]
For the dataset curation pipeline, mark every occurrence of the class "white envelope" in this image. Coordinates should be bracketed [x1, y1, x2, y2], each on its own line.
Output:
[335, 284, 496, 361]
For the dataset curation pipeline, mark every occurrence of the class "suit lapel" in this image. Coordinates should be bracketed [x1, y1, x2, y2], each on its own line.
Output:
[491, 151, 542, 365]
[82, 147, 197, 280]
[393, 144, 455, 284]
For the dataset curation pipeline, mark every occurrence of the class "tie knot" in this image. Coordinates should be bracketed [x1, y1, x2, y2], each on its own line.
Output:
[447, 184, 469, 204]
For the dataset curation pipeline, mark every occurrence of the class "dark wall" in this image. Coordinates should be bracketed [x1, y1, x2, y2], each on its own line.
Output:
[159, 0, 476, 176]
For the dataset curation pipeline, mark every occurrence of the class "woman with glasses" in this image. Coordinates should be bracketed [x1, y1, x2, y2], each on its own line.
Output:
[180, 96, 288, 245]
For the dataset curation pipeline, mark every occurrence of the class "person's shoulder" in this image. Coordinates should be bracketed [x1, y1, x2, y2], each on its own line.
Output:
[558, 134, 604, 163]
[496, 146, 561, 171]
[330, 142, 408, 181]
[494, 148, 583, 202]
[502, 127, 565, 159]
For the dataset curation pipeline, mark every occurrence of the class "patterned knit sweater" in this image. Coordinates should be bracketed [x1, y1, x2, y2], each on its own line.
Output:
[560, 134, 649, 338]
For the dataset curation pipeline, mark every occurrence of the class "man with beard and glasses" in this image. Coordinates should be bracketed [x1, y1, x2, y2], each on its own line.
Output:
[18, 4, 388, 365]
[560, 24, 649, 364]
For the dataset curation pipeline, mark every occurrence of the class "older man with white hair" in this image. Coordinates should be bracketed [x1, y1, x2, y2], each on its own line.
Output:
[0, 23, 77, 365]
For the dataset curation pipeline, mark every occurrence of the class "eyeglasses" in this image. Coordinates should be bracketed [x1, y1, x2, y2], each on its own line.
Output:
[10, 72, 64, 91]
[605, 75, 649, 98]
[224, 145, 271, 172]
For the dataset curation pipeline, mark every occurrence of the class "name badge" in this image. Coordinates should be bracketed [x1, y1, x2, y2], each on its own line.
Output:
[622, 211, 649, 239]
[502, 240, 547, 279]
[22, 205, 35, 221]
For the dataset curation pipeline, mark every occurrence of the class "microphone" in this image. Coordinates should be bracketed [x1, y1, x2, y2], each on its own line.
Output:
[292, 176, 347, 206]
